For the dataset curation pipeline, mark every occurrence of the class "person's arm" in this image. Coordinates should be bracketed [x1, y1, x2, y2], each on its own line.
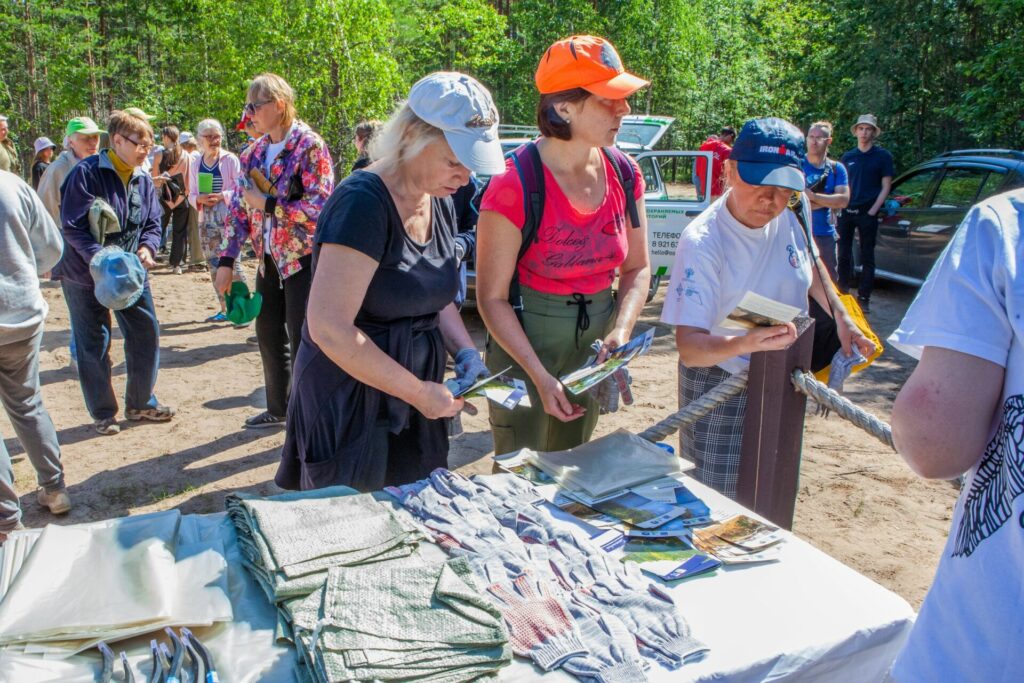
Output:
[475, 209, 583, 422]
[675, 324, 797, 368]
[150, 150, 164, 183]
[26, 184, 63, 273]
[868, 177, 892, 216]
[438, 302, 475, 356]
[167, 157, 188, 209]
[807, 184, 849, 209]
[892, 347, 1003, 479]
[306, 243, 464, 420]
[807, 256, 876, 358]
[214, 156, 253, 287]
[601, 196, 651, 356]
[187, 153, 199, 210]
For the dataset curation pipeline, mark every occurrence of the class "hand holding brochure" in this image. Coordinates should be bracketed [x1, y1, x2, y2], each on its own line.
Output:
[720, 291, 802, 330]
[559, 328, 654, 395]
[446, 366, 530, 409]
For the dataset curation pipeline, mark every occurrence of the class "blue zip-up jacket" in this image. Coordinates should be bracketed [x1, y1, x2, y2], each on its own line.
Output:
[53, 150, 162, 287]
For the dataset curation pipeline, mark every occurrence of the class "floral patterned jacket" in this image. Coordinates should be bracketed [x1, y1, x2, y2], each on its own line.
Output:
[219, 120, 334, 279]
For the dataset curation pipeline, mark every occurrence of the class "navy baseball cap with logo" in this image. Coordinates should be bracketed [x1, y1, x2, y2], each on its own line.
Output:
[730, 117, 806, 191]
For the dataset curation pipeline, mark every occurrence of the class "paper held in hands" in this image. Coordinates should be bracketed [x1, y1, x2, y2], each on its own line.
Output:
[446, 367, 530, 410]
[720, 291, 802, 330]
[559, 328, 655, 395]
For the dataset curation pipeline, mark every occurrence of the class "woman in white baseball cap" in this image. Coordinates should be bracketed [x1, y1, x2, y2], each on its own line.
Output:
[276, 72, 502, 492]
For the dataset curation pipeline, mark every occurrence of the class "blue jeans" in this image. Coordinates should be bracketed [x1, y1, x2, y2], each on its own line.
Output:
[61, 280, 162, 420]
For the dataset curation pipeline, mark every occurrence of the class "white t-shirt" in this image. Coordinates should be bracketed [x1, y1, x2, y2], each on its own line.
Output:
[262, 124, 295, 256]
[660, 194, 813, 374]
[888, 188, 1024, 682]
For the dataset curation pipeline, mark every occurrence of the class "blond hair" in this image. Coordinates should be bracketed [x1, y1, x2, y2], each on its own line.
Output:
[809, 120, 833, 138]
[369, 103, 444, 173]
[107, 110, 154, 144]
[248, 73, 296, 129]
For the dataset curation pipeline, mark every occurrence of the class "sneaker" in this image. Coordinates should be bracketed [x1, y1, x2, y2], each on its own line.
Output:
[205, 312, 228, 323]
[0, 522, 26, 546]
[38, 487, 72, 515]
[246, 335, 259, 346]
[126, 403, 176, 422]
[857, 296, 871, 313]
[172, 266, 183, 275]
[244, 411, 285, 429]
[94, 417, 121, 435]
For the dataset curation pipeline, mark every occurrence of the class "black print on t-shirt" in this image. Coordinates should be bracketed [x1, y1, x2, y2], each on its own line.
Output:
[952, 394, 1024, 558]
[537, 215, 624, 271]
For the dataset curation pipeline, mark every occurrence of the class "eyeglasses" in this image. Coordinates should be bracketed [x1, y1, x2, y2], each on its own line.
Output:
[244, 100, 273, 116]
[122, 135, 154, 152]
[807, 135, 831, 142]
[200, 134, 222, 141]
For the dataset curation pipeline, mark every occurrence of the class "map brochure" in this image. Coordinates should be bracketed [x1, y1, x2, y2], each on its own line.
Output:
[448, 366, 531, 409]
[559, 328, 655, 395]
[720, 291, 802, 330]
[622, 536, 721, 581]
[703, 514, 784, 551]
[551, 491, 620, 528]
[590, 491, 686, 529]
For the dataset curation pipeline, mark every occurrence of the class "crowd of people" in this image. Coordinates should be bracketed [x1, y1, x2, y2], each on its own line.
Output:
[0, 31, 1020, 681]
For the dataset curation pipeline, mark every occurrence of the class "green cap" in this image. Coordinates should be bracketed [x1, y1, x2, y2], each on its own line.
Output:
[123, 107, 156, 121]
[224, 281, 263, 326]
[65, 117, 105, 137]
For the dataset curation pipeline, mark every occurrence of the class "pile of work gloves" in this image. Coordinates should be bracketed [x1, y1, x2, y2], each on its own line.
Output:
[226, 487, 510, 682]
[388, 470, 709, 681]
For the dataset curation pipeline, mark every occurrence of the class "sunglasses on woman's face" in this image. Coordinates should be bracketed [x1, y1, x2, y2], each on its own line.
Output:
[244, 100, 273, 116]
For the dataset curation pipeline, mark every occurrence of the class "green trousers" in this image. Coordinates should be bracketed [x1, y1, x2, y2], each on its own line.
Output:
[486, 286, 614, 456]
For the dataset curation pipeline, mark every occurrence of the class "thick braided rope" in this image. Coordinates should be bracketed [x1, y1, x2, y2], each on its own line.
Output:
[636, 371, 749, 443]
[790, 369, 895, 450]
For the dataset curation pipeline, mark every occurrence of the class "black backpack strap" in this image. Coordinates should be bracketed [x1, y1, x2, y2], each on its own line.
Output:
[601, 146, 641, 229]
[507, 142, 545, 322]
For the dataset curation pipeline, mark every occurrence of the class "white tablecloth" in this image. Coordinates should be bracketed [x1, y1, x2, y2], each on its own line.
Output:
[502, 475, 915, 682]
[0, 476, 914, 682]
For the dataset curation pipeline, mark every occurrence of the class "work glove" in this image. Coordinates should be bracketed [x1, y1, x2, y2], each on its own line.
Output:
[564, 604, 648, 683]
[571, 558, 707, 668]
[487, 573, 588, 671]
[452, 348, 489, 395]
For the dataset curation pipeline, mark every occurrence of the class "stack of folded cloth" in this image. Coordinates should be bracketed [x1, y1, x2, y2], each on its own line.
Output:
[225, 487, 426, 643]
[289, 556, 511, 683]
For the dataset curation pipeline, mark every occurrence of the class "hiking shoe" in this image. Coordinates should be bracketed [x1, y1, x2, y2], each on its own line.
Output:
[94, 417, 121, 435]
[126, 404, 176, 422]
[244, 411, 285, 429]
[246, 335, 259, 346]
[206, 312, 228, 323]
[38, 487, 72, 515]
[172, 266, 183, 275]
[857, 296, 871, 313]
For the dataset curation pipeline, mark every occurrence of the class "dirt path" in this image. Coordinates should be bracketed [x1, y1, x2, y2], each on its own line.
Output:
[5, 263, 954, 608]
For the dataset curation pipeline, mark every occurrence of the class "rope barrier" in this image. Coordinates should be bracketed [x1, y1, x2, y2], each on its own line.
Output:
[636, 370, 749, 443]
[636, 367, 895, 452]
[790, 369, 895, 450]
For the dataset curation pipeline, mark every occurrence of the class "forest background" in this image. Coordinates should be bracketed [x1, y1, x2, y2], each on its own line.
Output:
[1, 0, 1021, 175]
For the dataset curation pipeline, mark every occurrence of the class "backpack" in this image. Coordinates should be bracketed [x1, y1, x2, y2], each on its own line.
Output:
[487, 141, 641, 322]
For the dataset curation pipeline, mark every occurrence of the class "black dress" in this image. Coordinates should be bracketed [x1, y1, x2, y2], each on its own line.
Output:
[276, 171, 460, 492]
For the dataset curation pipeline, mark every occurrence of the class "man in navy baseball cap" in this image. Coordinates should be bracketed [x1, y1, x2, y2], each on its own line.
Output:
[729, 117, 806, 191]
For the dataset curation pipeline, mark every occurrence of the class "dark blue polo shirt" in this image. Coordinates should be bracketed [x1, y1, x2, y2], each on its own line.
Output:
[839, 146, 895, 208]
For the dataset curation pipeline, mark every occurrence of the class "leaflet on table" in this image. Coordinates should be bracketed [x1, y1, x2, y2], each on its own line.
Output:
[588, 491, 686, 529]
[559, 328, 655, 395]
[720, 291, 802, 330]
[448, 367, 530, 409]
[691, 514, 785, 564]
[533, 500, 626, 553]
[496, 462, 553, 486]
[622, 537, 720, 581]
[626, 479, 711, 527]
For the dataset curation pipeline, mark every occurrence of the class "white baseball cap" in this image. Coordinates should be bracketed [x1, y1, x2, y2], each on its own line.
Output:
[407, 72, 505, 176]
[178, 131, 195, 145]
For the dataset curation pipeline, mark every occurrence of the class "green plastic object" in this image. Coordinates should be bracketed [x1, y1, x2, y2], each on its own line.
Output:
[223, 281, 262, 325]
[198, 172, 214, 194]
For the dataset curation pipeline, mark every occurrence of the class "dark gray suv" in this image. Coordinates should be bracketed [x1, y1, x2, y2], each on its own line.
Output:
[871, 149, 1024, 285]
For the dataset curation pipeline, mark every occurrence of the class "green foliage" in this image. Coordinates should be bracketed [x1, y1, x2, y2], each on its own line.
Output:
[0, 0, 1020, 176]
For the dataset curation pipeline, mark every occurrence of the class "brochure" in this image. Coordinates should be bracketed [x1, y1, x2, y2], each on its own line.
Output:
[702, 514, 784, 551]
[590, 491, 685, 529]
[720, 291, 802, 330]
[197, 171, 214, 194]
[496, 462, 553, 486]
[559, 328, 655, 395]
[622, 537, 720, 581]
[551, 492, 620, 528]
[447, 367, 530, 409]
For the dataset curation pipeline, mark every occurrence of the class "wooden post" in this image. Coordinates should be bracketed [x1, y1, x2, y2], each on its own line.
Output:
[735, 319, 815, 530]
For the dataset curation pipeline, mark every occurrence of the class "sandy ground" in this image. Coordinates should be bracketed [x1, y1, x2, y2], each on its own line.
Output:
[3, 259, 956, 609]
